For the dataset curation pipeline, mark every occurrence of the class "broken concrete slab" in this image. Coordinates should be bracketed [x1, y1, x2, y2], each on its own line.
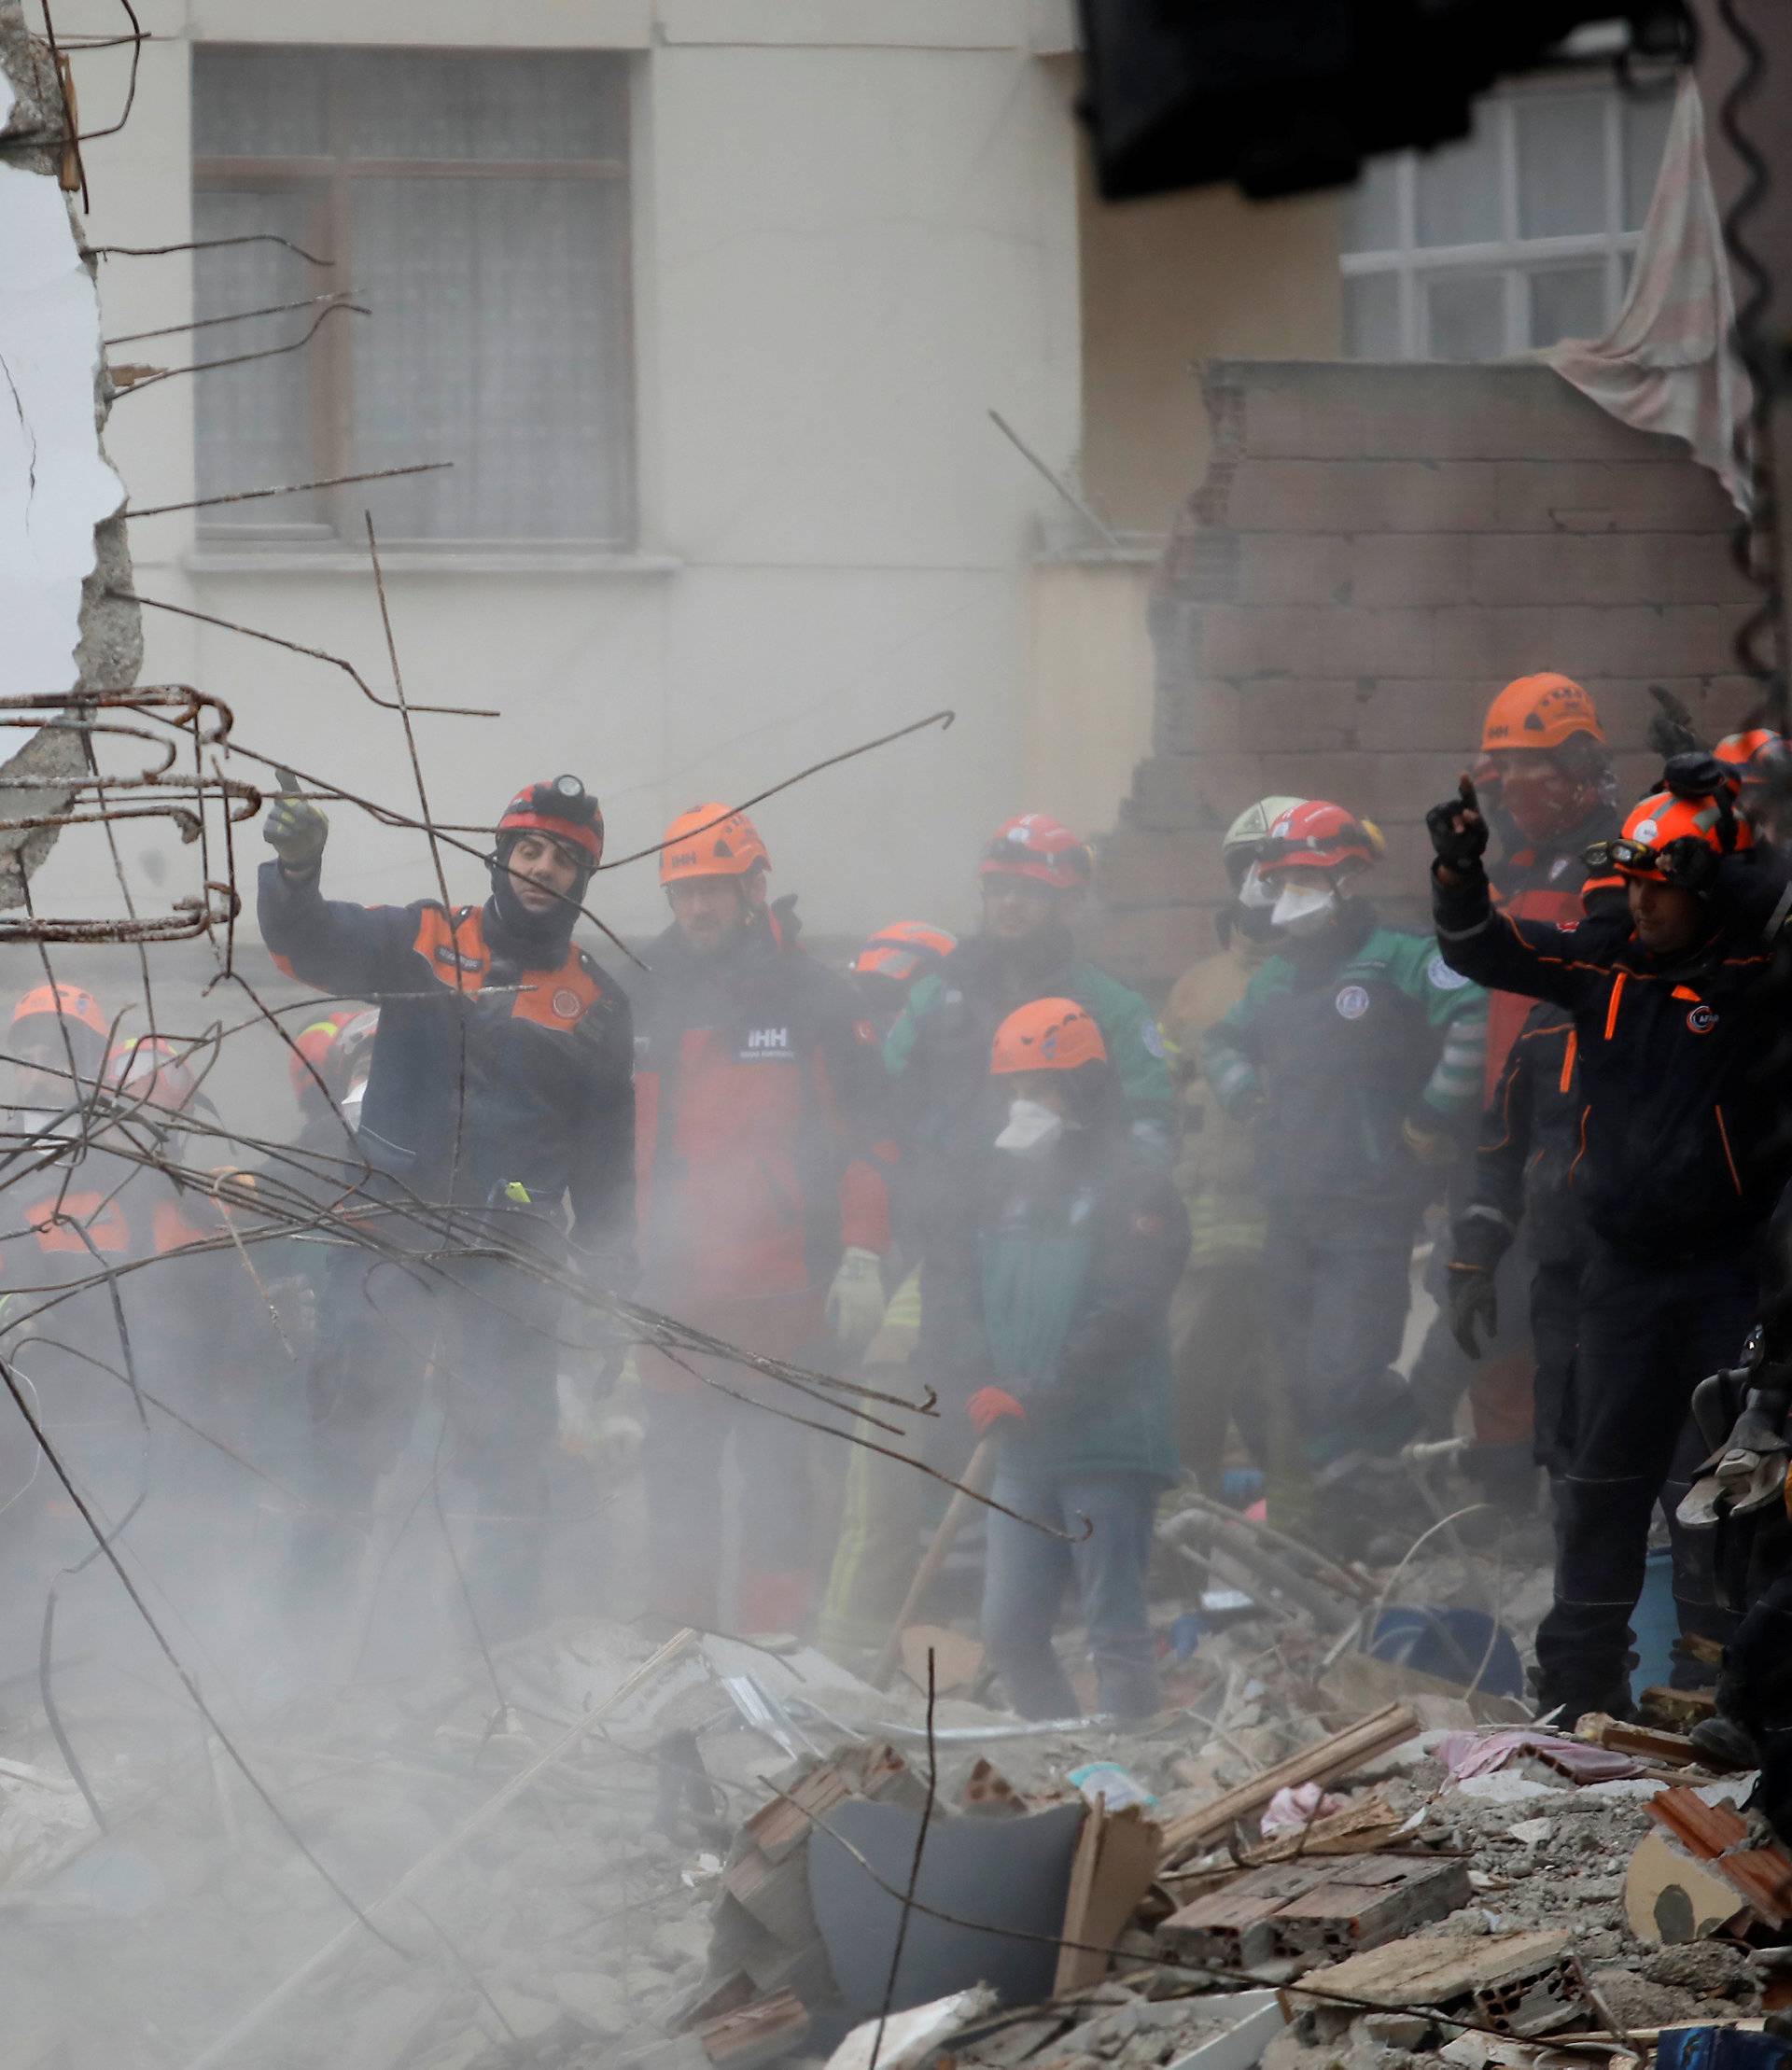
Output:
[1626, 1829, 1754, 1945]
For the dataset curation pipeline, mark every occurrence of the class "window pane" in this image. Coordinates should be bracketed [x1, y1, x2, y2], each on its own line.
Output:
[1527, 263, 1609, 349]
[192, 48, 330, 158]
[1344, 273, 1401, 358]
[1416, 102, 1502, 247]
[1344, 156, 1401, 253]
[1423, 272, 1505, 360]
[349, 177, 632, 541]
[334, 50, 627, 161]
[191, 187, 324, 526]
[1623, 88, 1674, 231]
[1516, 93, 1607, 238]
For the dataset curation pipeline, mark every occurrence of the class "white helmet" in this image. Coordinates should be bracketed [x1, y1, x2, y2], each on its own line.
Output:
[1222, 796, 1306, 889]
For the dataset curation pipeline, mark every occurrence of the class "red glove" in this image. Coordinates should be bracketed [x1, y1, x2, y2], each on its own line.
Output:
[968, 1386, 1026, 1435]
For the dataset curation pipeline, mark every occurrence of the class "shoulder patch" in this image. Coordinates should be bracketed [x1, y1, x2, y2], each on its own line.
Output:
[1141, 1018, 1166, 1060]
[1427, 952, 1471, 992]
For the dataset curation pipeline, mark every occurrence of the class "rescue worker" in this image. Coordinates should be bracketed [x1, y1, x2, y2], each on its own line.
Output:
[850, 921, 958, 1039]
[944, 999, 1187, 1722]
[1204, 802, 1489, 1503]
[631, 803, 891, 1636]
[0, 985, 132, 1528]
[258, 772, 636, 1645]
[884, 815, 1175, 1445]
[1445, 998, 1584, 1495]
[1428, 759, 1792, 1721]
[1410, 675, 1622, 1507]
[1159, 798, 1303, 1489]
[817, 920, 958, 1659]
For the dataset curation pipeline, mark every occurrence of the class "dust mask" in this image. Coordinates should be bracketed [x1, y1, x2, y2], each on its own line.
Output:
[1270, 878, 1338, 939]
[996, 1096, 1064, 1156]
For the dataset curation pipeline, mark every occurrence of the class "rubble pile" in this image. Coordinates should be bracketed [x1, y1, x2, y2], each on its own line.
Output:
[0, 1518, 1787, 2070]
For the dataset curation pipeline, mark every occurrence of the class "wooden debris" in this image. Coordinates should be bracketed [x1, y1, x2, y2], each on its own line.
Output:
[1645, 1787, 1792, 1933]
[1577, 1713, 1702, 1769]
[1159, 1704, 1420, 1866]
[693, 1986, 809, 2067]
[1157, 1853, 1468, 1972]
[1306, 1928, 1586, 2039]
[1638, 1685, 1718, 1734]
[1239, 1789, 1404, 1867]
[1054, 1801, 1163, 1996]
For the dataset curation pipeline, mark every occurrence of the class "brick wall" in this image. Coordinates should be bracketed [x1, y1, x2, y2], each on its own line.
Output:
[1094, 359, 1760, 992]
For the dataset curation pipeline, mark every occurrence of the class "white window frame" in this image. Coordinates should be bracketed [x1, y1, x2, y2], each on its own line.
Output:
[1341, 77, 1651, 361]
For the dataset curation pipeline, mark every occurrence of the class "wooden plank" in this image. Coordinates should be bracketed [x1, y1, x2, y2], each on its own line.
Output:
[695, 1988, 809, 2069]
[1578, 1713, 1701, 1769]
[1159, 1705, 1420, 1865]
[1054, 1803, 1163, 1996]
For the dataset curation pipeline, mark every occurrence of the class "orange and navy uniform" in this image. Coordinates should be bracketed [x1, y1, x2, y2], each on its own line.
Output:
[1435, 860, 1792, 1261]
[628, 914, 889, 1312]
[1482, 810, 1624, 1098]
[257, 860, 635, 1272]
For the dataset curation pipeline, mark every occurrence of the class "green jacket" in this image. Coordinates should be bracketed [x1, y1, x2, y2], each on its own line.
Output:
[945, 1133, 1189, 1484]
[1203, 908, 1488, 1211]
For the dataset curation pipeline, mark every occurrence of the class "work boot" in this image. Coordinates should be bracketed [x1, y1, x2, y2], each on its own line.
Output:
[1689, 1714, 1762, 1771]
[1532, 1662, 1635, 1730]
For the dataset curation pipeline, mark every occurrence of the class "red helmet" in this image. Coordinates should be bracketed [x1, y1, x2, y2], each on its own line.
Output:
[105, 1035, 198, 1115]
[854, 920, 957, 985]
[990, 998, 1108, 1075]
[660, 804, 770, 885]
[1255, 800, 1380, 876]
[11, 983, 108, 1075]
[1605, 788, 1754, 883]
[497, 775, 604, 868]
[979, 814, 1092, 893]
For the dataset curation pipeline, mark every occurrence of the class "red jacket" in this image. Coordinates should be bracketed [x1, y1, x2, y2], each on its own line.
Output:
[629, 917, 889, 1306]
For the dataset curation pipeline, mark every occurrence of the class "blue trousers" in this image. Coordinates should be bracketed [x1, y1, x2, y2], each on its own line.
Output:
[980, 1466, 1160, 1721]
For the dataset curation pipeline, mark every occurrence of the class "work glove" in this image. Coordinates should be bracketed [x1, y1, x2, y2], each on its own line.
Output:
[826, 1246, 888, 1359]
[1425, 776, 1489, 874]
[1446, 1265, 1497, 1360]
[1656, 835, 1720, 897]
[263, 769, 329, 872]
[1401, 1114, 1457, 1169]
[1646, 685, 1702, 763]
[967, 1385, 1026, 1436]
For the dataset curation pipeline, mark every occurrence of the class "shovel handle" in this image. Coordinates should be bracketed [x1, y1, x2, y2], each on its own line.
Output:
[868, 1435, 997, 1692]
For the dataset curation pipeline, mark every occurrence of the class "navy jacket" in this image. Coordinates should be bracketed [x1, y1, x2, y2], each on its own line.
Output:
[258, 860, 635, 1281]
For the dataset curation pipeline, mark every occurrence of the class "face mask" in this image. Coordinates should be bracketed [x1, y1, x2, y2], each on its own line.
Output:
[1270, 878, 1339, 938]
[1231, 862, 1277, 942]
[996, 1096, 1065, 1156]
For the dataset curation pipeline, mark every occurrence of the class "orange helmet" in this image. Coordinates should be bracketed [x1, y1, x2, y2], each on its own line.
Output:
[1255, 800, 1379, 876]
[1715, 729, 1790, 792]
[990, 998, 1108, 1075]
[659, 804, 770, 886]
[979, 814, 1092, 893]
[12, 983, 106, 1042]
[105, 1035, 198, 1115]
[1599, 788, 1755, 883]
[854, 920, 957, 985]
[1480, 673, 1604, 754]
[287, 1008, 359, 1106]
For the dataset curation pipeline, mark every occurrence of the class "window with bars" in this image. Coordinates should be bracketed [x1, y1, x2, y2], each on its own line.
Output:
[191, 46, 636, 547]
[1341, 79, 1675, 363]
